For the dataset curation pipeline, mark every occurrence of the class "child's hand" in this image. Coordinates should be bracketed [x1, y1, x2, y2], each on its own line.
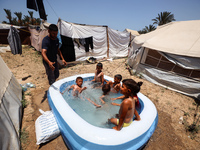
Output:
[111, 98, 117, 101]
[111, 102, 120, 106]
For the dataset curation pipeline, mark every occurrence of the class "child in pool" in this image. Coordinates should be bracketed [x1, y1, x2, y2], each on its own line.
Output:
[70, 76, 101, 108]
[99, 84, 111, 104]
[109, 79, 142, 131]
[111, 80, 143, 121]
[91, 62, 104, 86]
[70, 76, 87, 96]
[106, 74, 122, 93]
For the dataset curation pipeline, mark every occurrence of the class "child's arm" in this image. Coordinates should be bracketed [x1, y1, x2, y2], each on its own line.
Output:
[134, 109, 141, 121]
[113, 83, 121, 92]
[86, 98, 101, 108]
[79, 86, 87, 93]
[111, 95, 125, 101]
[91, 71, 97, 82]
[111, 102, 120, 106]
[99, 95, 105, 104]
[133, 97, 140, 121]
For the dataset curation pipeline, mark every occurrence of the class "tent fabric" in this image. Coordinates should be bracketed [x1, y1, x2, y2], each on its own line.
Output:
[108, 27, 130, 58]
[57, 19, 131, 61]
[133, 20, 200, 58]
[58, 20, 107, 61]
[0, 56, 22, 150]
[124, 28, 140, 36]
[127, 47, 200, 100]
[29, 23, 49, 52]
[137, 64, 200, 98]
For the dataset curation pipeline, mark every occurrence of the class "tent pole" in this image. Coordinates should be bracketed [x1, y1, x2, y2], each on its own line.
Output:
[106, 26, 109, 58]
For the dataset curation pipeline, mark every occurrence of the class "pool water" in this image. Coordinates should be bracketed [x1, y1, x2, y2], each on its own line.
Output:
[61, 77, 142, 129]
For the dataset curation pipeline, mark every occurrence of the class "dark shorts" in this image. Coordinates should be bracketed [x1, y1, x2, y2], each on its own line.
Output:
[43, 60, 59, 85]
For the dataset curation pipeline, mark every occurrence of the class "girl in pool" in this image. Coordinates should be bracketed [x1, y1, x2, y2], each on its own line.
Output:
[109, 79, 142, 131]
[111, 79, 142, 121]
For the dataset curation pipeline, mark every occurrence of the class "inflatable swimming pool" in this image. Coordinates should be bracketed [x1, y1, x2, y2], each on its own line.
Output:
[48, 73, 158, 150]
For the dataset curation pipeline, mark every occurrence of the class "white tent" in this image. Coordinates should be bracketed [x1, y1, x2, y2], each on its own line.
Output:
[128, 20, 200, 100]
[0, 55, 22, 150]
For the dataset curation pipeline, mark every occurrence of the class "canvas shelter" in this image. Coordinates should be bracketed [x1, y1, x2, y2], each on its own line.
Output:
[57, 19, 132, 62]
[0, 55, 22, 150]
[0, 23, 30, 45]
[29, 22, 50, 52]
[127, 20, 200, 100]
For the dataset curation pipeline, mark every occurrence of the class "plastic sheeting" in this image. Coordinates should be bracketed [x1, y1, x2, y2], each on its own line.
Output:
[160, 52, 200, 70]
[0, 56, 22, 150]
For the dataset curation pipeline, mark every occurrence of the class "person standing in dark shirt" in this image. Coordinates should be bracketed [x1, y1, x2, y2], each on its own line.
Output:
[42, 24, 67, 85]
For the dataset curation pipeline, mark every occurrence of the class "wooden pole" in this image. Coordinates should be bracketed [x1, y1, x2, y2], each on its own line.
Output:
[106, 26, 109, 58]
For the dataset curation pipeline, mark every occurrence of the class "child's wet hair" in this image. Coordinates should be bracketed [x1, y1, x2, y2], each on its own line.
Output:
[114, 74, 122, 81]
[76, 76, 83, 81]
[96, 62, 103, 68]
[122, 79, 143, 95]
[102, 84, 111, 95]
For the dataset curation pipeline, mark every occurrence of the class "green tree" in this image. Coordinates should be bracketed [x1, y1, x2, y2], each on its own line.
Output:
[35, 18, 41, 25]
[14, 12, 23, 26]
[12, 17, 18, 25]
[28, 11, 34, 25]
[4, 9, 12, 24]
[23, 15, 30, 26]
[138, 24, 156, 34]
[152, 11, 175, 26]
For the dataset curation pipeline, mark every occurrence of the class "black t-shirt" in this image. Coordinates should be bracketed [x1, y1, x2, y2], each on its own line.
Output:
[42, 36, 59, 63]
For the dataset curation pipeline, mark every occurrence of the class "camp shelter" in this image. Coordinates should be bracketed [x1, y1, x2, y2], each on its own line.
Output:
[57, 19, 132, 62]
[127, 20, 200, 100]
[0, 55, 22, 150]
[29, 22, 50, 52]
[0, 23, 30, 45]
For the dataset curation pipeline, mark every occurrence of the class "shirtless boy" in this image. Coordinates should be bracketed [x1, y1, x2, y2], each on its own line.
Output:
[91, 62, 104, 85]
[106, 74, 122, 93]
[70, 76, 87, 96]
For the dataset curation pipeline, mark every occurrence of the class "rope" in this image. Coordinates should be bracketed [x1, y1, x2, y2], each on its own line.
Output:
[45, 0, 59, 18]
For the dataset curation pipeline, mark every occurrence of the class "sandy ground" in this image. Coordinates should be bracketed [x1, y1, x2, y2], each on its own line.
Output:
[0, 45, 199, 150]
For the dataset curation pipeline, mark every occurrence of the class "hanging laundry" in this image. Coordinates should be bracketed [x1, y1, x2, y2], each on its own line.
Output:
[27, 0, 37, 11]
[27, 0, 47, 20]
[73, 37, 93, 52]
[7, 26, 22, 55]
[84, 36, 93, 52]
[60, 35, 76, 62]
